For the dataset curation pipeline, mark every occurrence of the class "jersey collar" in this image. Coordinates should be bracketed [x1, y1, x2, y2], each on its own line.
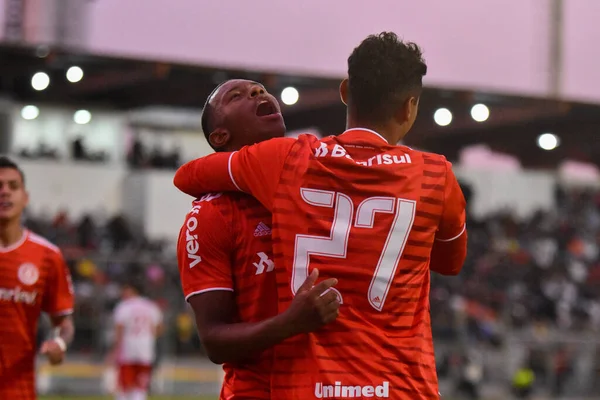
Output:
[0, 229, 28, 253]
[340, 128, 389, 144]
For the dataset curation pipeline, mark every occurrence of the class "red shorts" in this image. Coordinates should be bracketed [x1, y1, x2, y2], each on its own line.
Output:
[118, 363, 153, 391]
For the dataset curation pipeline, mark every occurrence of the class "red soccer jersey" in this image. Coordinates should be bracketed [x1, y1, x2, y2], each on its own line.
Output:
[174, 128, 467, 400]
[0, 230, 75, 400]
[176, 192, 278, 400]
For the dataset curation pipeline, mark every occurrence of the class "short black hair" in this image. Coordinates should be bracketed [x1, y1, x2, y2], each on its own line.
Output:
[201, 82, 227, 152]
[0, 155, 25, 184]
[347, 32, 427, 124]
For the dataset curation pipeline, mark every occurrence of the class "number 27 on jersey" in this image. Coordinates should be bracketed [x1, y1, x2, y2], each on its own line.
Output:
[292, 188, 416, 312]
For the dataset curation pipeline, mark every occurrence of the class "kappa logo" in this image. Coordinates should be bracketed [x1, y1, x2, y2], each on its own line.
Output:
[18, 263, 39, 286]
[254, 222, 272, 237]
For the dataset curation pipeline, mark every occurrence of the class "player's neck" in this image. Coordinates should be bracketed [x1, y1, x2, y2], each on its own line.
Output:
[0, 219, 25, 248]
[345, 117, 398, 144]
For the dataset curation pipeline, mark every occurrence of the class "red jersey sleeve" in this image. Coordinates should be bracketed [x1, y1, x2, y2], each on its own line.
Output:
[177, 199, 235, 302]
[173, 137, 296, 210]
[42, 249, 75, 316]
[430, 161, 467, 275]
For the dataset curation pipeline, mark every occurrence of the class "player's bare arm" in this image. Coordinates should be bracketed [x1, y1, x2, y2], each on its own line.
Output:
[189, 269, 339, 364]
[40, 314, 74, 365]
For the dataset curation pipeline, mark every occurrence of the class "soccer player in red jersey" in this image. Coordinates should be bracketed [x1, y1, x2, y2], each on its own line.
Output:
[0, 156, 75, 400]
[176, 79, 340, 400]
[174, 33, 467, 400]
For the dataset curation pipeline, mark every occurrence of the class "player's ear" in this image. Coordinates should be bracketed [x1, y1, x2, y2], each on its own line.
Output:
[409, 96, 420, 122]
[208, 128, 231, 150]
[339, 78, 349, 106]
[399, 96, 418, 123]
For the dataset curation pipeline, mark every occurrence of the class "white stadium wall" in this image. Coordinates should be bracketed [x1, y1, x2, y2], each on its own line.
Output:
[143, 171, 196, 240]
[18, 159, 127, 219]
[455, 167, 556, 220]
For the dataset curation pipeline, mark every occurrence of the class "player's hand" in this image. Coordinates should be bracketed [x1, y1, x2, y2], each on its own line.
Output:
[283, 268, 340, 335]
[40, 339, 65, 365]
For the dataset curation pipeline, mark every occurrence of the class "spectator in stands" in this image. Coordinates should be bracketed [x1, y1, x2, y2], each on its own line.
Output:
[128, 134, 146, 168]
[77, 214, 97, 249]
[72, 136, 87, 160]
[106, 214, 133, 251]
[512, 362, 535, 399]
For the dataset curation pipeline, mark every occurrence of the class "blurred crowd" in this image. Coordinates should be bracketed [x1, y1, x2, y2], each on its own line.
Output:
[26, 210, 198, 359]
[127, 134, 181, 170]
[430, 186, 600, 344]
[431, 186, 600, 398]
[17, 137, 109, 162]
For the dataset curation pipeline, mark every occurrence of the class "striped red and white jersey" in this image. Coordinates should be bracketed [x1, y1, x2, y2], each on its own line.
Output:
[177, 192, 277, 400]
[174, 128, 467, 400]
[0, 230, 74, 400]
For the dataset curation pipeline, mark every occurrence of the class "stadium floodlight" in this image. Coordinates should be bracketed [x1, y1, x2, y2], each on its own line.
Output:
[74, 109, 92, 125]
[471, 103, 490, 122]
[281, 87, 299, 105]
[434, 108, 452, 126]
[36, 45, 50, 58]
[21, 105, 40, 120]
[31, 72, 50, 91]
[537, 133, 559, 150]
[66, 66, 84, 83]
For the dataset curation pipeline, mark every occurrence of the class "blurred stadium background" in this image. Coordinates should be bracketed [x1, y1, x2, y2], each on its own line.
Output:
[2, 0, 600, 399]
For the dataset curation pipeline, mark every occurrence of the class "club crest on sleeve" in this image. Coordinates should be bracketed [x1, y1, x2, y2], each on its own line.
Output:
[18, 263, 40, 286]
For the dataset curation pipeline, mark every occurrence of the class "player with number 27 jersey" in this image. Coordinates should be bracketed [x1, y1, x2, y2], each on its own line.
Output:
[174, 128, 467, 400]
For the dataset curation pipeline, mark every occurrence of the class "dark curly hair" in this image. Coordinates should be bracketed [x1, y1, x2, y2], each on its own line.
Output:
[347, 32, 427, 124]
[0, 155, 25, 184]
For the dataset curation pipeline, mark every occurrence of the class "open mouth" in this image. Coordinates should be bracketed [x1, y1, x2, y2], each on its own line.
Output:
[256, 100, 277, 117]
[0, 201, 13, 210]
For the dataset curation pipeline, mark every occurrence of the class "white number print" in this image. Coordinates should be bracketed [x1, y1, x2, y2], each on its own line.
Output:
[293, 188, 416, 311]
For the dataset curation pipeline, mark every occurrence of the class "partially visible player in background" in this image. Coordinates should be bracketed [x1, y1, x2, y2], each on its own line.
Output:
[174, 32, 467, 399]
[109, 280, 163, 400]
[177, 79, 340, 400]
[0, 156, 75, 400]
